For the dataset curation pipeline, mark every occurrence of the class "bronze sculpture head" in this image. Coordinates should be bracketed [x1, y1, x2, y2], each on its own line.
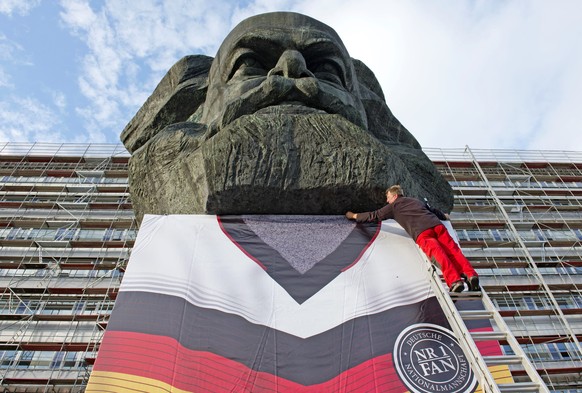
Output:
[121, 12, 453, 223]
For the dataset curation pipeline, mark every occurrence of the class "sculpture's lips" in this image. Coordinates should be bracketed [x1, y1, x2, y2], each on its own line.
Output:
[255, 102, 328, 115]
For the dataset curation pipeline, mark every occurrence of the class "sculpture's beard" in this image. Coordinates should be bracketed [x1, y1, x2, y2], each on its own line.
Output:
[204, 75, 368, 137]
[129, 113, 414, 221]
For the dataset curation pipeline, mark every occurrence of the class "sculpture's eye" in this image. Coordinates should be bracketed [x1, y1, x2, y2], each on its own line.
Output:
[310, 60, 345, 88]
[229, 53, 268, 81]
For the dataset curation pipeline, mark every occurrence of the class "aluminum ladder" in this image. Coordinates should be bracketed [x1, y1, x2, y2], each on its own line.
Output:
[424, 259, 550, 393]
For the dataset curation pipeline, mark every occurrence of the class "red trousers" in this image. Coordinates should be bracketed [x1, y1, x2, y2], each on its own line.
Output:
[415, 224, 477, 287]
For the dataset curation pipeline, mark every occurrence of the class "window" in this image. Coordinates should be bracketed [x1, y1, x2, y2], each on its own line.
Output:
[73, 301, 85, 313]
[55, 228, 77, 241]
[16, 351, 33, 368]
[0, 350, 16, 368]
[30, 351, 54, 369]
[519, 343, 582, 362]
[494, 297, 520, 310]
[63, 352, 79, 368]
[16, 300, 29, 314]
[51, 351, 64, 368]
[523, 296, 549, 310]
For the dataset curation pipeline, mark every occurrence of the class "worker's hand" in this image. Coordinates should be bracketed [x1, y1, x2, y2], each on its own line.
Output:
[345, 211, 356, 220]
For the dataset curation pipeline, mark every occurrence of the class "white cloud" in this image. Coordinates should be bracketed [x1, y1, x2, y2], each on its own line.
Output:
[0, 32, 32, 88]
[51, 90, 67, 111]
[0, 97, 65, 142]
[288, 0, 582, 150]
[527, 46, 582, 151]
[0, 68, 11, 88]
[230, 0, 299, 23]
[0, 0, 41, 16]
[0, 32, 25, 62]
[59, 0, 97, 30]
[52, 0, 582, 150]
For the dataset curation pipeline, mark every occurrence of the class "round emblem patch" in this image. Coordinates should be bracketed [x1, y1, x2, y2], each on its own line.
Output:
[393, 323, 477, 393]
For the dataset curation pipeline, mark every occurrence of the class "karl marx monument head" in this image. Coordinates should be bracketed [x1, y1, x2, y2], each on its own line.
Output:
[121, 12, 453, 223]
[201, 12, 367, 134]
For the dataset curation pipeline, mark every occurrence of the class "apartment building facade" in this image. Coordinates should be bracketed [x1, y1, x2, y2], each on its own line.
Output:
[0, 143, 580, 392]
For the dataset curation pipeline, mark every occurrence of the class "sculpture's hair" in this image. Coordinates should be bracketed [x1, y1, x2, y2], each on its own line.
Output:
[386, 185, 403, 196]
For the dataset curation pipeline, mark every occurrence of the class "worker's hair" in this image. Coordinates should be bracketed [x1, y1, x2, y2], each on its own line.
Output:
[386, 185, 403, 196]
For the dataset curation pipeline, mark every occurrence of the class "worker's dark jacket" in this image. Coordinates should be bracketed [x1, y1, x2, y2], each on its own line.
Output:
[355, 196, 447, 241]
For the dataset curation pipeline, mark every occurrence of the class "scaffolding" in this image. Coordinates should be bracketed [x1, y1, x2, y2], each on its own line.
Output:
[0, 143, 134, 392]
[425, 146, 582, 392]
[0, 143, 581, 391]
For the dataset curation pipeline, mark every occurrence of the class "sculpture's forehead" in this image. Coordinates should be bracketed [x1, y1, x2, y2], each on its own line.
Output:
[219, 12, 347, 55]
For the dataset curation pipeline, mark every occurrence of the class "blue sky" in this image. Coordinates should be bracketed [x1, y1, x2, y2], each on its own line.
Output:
[1, 0, 581, 150]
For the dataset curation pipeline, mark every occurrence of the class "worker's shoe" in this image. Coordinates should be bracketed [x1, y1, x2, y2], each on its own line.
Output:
[450, 280, 465, 293]
[467, 276, 481, 291]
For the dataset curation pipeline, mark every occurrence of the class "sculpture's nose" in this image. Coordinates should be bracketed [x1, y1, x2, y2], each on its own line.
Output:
[268, 50, 315, 79]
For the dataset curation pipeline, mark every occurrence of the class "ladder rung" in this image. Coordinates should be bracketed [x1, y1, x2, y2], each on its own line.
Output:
[483, 355, 523, 365]
[458, 310, 493, 319]
[498, 382, 542, 392]
[470, 331, 507, 340]
[449, 291, 483, 299]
